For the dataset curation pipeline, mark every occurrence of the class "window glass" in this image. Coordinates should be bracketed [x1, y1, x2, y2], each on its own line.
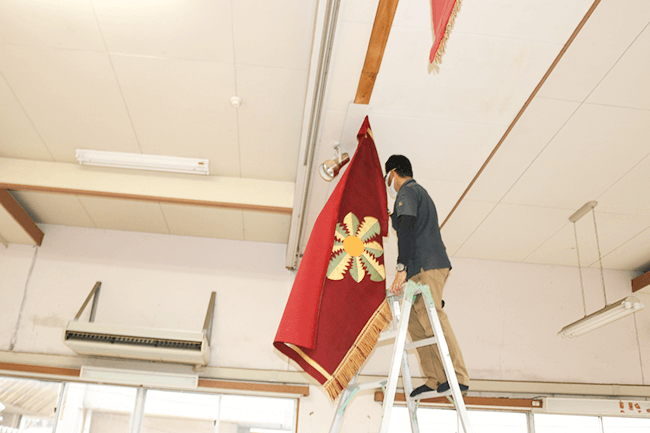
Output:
[56, 383, 136, 433]
[603, 416, 650, 432]
[534, 413, 602, 433]
[0, 377, 60, 433]
[462, 410, 527, 433]
[388, 407, 527, 433]
[142, 390, 221, 433]
[19, 417, 54, 433]
[219, 395, 295, 432]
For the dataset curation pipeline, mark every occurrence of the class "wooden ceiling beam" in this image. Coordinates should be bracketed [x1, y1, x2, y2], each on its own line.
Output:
[354, 0, 400, 105]
[0, 189, 44, 246]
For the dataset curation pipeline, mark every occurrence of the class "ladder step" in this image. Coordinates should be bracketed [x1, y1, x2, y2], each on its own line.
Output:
[379, 333, 438, 350]
[410, 389, 452, 401]
[405, 337, 438, 351]
[344, 379, 387, 392]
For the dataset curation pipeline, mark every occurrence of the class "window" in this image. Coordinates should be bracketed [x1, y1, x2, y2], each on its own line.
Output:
[0, 377, 60, 433]
[54, 385, 297, 433]
[602, 416, 650, 433]
[141, 390, 295, 433]
[388, 407, 527, 433]
[534, 414, 602, 433]
[387, 407, 650, 432]
[57, 383, 137, 433]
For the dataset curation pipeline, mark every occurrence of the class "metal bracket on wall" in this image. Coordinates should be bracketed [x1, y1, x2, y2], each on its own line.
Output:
[74, 281, 102, 322]
[203, 292, 217, 346]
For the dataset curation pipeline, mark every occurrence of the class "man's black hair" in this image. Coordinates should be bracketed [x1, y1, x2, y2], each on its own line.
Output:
[385, 154, 413, 177]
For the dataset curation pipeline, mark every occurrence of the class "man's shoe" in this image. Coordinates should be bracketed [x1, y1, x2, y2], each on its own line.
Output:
[409, 384, 435, 398]
[436, 382, 469, 393]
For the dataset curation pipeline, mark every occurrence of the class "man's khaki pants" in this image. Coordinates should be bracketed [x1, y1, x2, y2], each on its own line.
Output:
[409, 268, 469, 388]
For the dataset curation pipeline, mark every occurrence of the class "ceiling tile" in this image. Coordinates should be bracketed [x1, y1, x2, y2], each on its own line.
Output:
[92, 0, 234, 62]
[110, 55, 240, 177]
[599, 225, 650, 271]
[0, 0, 104, 51]
[414, 178, 471, 224]
[394, 0, 593, 44]
[455, 203, 570, 261]
[466, 97, 581, 202]
[318, 109, 348, 156]
[538, 0, 650, 101]
[0, 73, 52, 160]
[236, 64, 308, 181]
[325, 21, 373, 112]
[586, 23, 650, 110]
[371, 28, 563, 126]
[524, 212, 650, 268]
[78, 196, 169, 234]
[370, 114, 505, 183]
[0, 45, 140, 162]
[441, 199, 497, 256]
[243, 211, 291, 244]
[502, 104, 650, 209]
[597, 155, 650, 217]
[341, 0, 379, 24]
[10, 191, 95, 228]
[160, 203, 244, 241]
[232, 0, 317, 69]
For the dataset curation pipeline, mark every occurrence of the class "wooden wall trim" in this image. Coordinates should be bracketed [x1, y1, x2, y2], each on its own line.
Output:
[354, 0, 400, 104]
[441, 0, 602, 228]
[374, 390, 543, 410]
[1, 184, 293, 215]
[0, 362, 308, 396]
[0, 362, 80, 378]
[0, 189, 44, 245]
[198, 379, 309, 397]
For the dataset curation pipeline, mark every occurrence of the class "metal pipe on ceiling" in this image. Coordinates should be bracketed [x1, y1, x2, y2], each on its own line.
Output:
[285, 0, 343, 270]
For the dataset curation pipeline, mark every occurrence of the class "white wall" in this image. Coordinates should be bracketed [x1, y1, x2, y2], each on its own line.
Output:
[0, 224, 295, 372]
[1, 224, 649, 432]
[363, 258, 649, 386]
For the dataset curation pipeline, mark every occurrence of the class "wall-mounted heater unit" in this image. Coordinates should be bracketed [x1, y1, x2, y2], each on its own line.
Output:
[63, 282, 216, 366]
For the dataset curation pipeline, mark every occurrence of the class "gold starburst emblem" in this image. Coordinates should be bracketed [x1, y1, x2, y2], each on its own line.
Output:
[326, 212, 385, 283]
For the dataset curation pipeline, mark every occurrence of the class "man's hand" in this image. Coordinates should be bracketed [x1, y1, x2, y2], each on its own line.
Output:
[390, 271, 407, 295]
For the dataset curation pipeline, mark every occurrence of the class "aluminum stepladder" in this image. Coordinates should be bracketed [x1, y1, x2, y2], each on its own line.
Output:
[329, 280, 473, 433]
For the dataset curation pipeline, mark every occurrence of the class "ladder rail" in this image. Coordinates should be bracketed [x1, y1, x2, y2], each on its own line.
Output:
[378, 290, 414, 433]
[388, 293, 420, 433]
[329, 281, 473, 433]
[419, 282, 473, 433]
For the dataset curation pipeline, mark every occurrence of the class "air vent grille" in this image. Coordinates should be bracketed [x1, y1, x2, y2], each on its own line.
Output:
[65, 331, 202, 351]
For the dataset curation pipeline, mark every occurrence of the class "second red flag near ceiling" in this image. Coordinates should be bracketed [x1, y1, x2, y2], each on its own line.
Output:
[430, 0, 462, 67]
[274, 117, 390, 400]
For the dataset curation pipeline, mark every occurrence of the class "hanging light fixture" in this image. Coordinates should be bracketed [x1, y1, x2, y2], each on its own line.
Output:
[559, 201, 644, 338]
[319, 142, 349, 182]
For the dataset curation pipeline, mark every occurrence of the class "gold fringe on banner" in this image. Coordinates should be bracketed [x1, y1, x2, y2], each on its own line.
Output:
[431, 0, 462, 72]
[324, 299, 393, 400]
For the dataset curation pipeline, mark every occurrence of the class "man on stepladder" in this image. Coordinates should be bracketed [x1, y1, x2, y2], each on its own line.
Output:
[385, 154, 470, 398]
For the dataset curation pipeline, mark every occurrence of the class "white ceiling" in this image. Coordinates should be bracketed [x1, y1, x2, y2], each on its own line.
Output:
[0, 0, 649, 273]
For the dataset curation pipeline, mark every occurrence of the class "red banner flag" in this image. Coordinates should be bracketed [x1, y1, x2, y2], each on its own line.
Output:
[430, 0, 461, 67]
[274, 117, 391, 399]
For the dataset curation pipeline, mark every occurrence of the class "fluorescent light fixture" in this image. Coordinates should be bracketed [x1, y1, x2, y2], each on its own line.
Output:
[559, 296, 644, 338]
[0, 401, 4, 411]
[76, 149, 209, 175]
[80, 366, 198, 389]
